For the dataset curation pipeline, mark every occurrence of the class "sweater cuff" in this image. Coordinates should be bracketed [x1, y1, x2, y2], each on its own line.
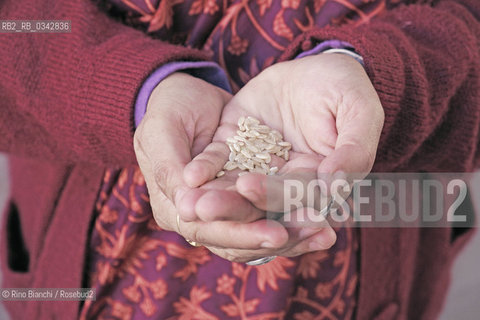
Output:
[294, 39, 364, 65]
[71, 37, 213, 164]
[295, 39, 354, 58]
[279, 26, 402, 102]
[134, 40, 362, 129]
[134, 61, 231, 127]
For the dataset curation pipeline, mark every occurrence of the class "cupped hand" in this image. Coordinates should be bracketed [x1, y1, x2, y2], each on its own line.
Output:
[134, 73, 304, 262]
[178, 53, 384, 259]
[133, 72, 317, 263]
[134, 72, 232, 231]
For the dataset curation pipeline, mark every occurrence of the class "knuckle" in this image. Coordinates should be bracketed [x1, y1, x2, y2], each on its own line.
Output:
[152, 163, 171, 191]
[152, 163, 181, 203]
[199, 153, 221, 170]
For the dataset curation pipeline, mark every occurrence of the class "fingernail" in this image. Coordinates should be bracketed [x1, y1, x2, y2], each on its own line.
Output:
[333, 170, 349, 187]
[243, 190, 260, 203]
[309, 240, 325, 251]
[261, 241, 275, 248]
[308, 229, 336, 251]
[174, 187, 188, 205]
[298, 227, 318, 240]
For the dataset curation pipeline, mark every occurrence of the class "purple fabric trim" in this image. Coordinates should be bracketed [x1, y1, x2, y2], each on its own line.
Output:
[134, 61, 231, 127]
[322, 48, 364, 65]
[134, 41, 361, 127]
[295, 40, 355, 59]
[295, 40, 364, 67]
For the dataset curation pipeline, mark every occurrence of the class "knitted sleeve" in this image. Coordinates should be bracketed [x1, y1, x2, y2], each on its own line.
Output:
[0, 0, 210, 165]
[281, 0, 480, 172]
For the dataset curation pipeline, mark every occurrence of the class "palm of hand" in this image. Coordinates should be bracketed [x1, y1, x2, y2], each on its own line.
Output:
[181, 53, 384, 223]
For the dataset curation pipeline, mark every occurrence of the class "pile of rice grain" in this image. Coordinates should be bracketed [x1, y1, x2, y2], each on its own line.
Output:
[216, 116, 291, 178]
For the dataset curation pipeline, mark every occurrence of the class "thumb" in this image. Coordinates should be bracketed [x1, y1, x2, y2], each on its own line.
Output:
[319, 85, 384, 177]
[317, 144, 375, 178]
[316, 145, 372, 213]
[317, 92, 384, 201]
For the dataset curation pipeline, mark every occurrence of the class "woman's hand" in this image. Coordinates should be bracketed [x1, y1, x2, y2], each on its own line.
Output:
[134, 72, 305, 263]
[134, 73, 296, 262]
[176, 53, 384, 260]
[134, 72, 232, 231]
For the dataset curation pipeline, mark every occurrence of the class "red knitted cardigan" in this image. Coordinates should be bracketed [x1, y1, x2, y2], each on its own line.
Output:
[0, 0, 479, 319]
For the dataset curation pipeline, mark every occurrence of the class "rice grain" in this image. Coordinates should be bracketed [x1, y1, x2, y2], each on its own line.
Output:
[216, 116, 291, 178]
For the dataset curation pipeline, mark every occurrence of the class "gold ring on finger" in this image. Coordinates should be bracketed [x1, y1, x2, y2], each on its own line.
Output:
[176, 214, 202, 247]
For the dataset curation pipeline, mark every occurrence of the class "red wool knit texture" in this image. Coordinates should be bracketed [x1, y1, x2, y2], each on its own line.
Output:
[0, 0, 479, 319]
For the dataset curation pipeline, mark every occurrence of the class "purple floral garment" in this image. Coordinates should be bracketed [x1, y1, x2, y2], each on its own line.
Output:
[81, 0, 391, 319]
[99, 0, 392, 91]
[81, 168, 358, 319]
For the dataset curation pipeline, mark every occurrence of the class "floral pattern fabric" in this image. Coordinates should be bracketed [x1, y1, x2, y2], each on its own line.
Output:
[103, 0, 390, 91]
[80, 0, 390, 318]
[81, 168, 358, 319]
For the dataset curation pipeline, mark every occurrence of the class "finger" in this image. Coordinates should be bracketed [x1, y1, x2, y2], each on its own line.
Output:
[203, 218, 336, 262]
[148, 179, 183, 232]
[178, 186, 265, 223]
[150, 181, 289, 250]
[182, 164, 263, 222]
[281, 227, 337, 257]
[148, 179, 286, 251]
[322, 84, 384, 176]
[317, 87, 384, 199]
[176, 188, 208, 222]
[273, 208, 337, 258]
[236, 173, 283, 212]
[194, 189, 265, 222]
[236, 170, 331, 213]
[183, 141, 230, 188]
[280, 207, 331, 229]
[135, 115, 192, 206]
[318, 144, 374, 179]
[178, 217, 289, 250]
